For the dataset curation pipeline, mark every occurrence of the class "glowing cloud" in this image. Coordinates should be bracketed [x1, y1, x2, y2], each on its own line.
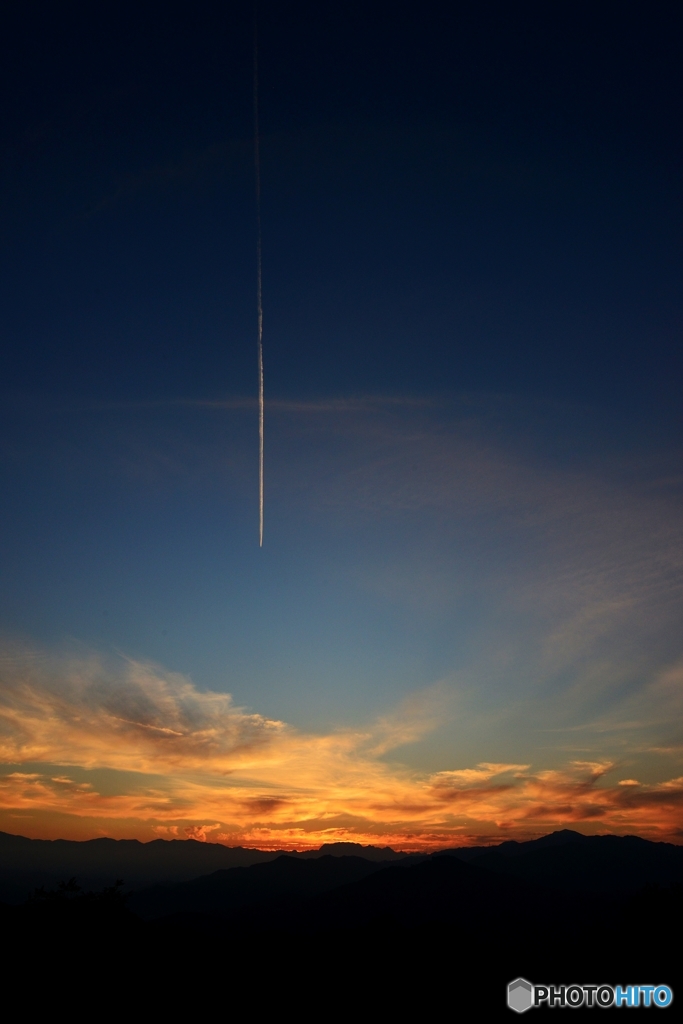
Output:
[0, 644, 681, 847]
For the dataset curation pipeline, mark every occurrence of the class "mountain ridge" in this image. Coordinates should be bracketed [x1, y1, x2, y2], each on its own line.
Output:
[2, 827, 682, 905]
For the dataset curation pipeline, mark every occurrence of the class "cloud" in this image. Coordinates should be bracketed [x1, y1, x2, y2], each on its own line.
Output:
[184, 824, 221, 842]
[0, 644, 681, 848]
[432, 763, 530, 787]
[0, 646, 284, 774]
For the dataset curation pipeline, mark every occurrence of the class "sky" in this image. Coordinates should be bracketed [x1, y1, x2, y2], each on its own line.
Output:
[0, 0, 682, 849]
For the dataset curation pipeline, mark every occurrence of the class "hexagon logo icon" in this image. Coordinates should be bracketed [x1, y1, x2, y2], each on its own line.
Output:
[508, 978, 533, 1013]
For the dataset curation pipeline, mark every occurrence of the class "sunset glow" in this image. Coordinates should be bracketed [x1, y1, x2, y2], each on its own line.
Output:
[1, 646, 681, 848]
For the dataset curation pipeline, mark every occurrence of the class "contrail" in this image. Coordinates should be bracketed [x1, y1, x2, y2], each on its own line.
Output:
[254, 4, 264, 547]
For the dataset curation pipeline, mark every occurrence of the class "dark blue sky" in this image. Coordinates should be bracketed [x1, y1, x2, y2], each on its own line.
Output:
[2, 0, 682, 412]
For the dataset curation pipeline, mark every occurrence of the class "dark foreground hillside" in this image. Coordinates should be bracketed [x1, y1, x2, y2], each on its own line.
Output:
[1, 830, 681, 1015]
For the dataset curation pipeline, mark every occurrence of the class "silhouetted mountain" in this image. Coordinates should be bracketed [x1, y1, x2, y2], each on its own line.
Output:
[4, 826, 682, 907]
[127, 828, 683, 927]
[0, 830, 277, 901]
[124, 829, 683, 961]
[296, 841, 407, 861]
[0, 829, 408, 903]
[3, 830, 681, 1015]
[129, 853, 403, 921]
[440, 828, 683, 892]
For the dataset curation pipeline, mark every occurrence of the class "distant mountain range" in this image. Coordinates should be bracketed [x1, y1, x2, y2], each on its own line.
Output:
[2, 827, 681, 905]
[122, 827, 683, 930]
[441, 827, 683, 893]
[0, 830, 407, 903]
[2, 828, 681, 1010]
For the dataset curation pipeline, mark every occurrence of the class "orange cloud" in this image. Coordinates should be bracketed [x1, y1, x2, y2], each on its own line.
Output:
[184, 824, 221, 842]
[0, 646, 681, 848]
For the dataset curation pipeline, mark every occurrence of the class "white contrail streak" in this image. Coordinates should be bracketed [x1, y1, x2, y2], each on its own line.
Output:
[253, 7, 264, 547]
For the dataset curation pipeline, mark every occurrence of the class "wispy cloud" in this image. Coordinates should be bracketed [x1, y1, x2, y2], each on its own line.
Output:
[0, 645, 681, 848]
[0, 646, 283, 774]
